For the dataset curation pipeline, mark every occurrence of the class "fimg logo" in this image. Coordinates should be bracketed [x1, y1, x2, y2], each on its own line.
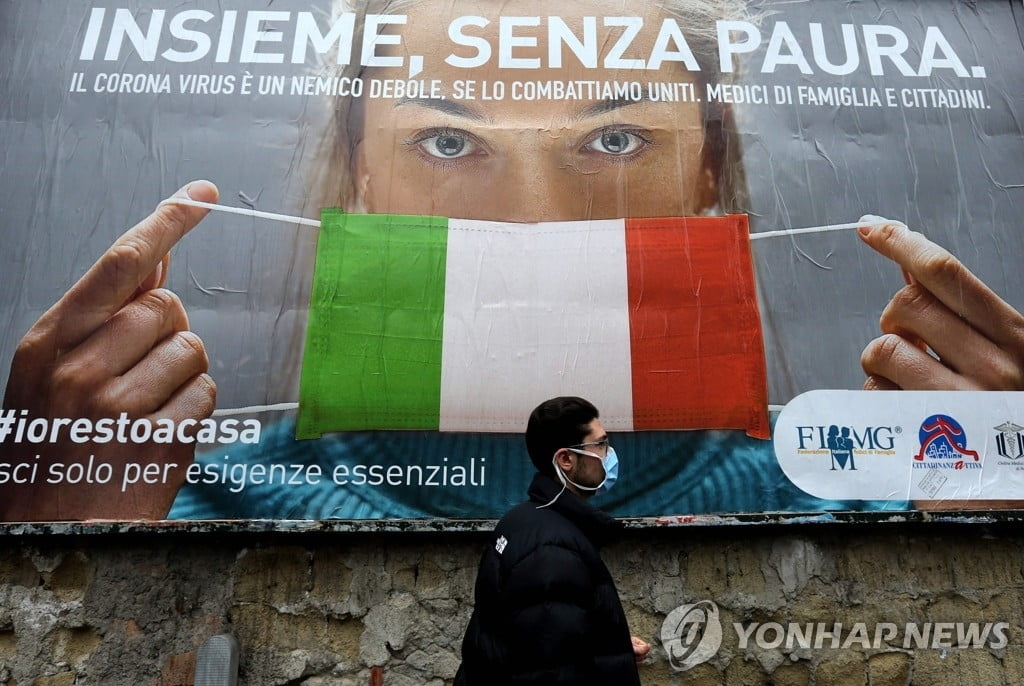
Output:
[795, 425, 897, 451]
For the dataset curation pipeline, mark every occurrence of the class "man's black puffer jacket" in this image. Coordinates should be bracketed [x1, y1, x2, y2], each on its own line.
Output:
[454, 472, 641, 686]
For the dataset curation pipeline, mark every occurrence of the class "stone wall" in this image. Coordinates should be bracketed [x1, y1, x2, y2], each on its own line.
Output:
[1, 523, 1022, 685]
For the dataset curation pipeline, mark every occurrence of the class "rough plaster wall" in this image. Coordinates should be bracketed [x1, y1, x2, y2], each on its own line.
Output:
[0, 527, 1022, 686]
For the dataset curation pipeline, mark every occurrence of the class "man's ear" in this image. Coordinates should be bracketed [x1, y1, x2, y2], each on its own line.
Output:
[553, 448, 575, 473]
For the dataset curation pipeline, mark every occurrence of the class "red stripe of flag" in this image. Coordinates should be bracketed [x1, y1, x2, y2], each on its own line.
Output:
[625, 215, 770, 438]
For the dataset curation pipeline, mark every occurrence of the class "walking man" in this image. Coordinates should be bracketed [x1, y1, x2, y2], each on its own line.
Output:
[455, 396, 650, 685]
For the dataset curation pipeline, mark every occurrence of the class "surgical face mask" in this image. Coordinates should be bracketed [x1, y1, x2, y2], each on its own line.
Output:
[598, 447, 618, 494]
[538, 446, 617, 509]
[557, 444, 618, 492]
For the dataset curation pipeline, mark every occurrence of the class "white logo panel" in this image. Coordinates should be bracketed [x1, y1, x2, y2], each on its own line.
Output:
[773, 390, 1024, 501]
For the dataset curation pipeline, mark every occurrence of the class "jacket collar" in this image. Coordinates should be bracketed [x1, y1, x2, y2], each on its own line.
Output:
[527, 472, 623, 546]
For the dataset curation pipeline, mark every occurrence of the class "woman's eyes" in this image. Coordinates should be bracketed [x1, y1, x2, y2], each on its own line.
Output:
[405, 126, 653, 167]
[582, 128, 652, 157]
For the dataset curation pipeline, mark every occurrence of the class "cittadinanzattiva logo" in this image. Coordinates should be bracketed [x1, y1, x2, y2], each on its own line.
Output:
[660, 600, 1008, 671]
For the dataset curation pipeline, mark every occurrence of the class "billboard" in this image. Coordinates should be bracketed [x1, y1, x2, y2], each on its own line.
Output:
[1, 0, 1022, 522]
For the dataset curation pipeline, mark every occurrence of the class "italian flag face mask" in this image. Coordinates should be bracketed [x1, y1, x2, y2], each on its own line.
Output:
[296, 211, 769, 440]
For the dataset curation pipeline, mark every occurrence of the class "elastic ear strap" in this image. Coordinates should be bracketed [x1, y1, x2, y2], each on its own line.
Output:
[749, 217, 897, 241]
[212, 402, 298, 417]
[161, 196, 318, 418]
[159, 196, 899, 242]
[159, 196, 322, 228]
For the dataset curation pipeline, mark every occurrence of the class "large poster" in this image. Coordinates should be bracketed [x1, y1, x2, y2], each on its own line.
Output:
[1, 0, 1022, 522]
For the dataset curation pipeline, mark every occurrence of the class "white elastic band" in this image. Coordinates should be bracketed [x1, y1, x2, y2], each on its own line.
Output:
[162, 197, 897, 240]
[160, 197, 322, 228]
[749, 219, 892, 240]
[212, 402, 299, 417]
[535, 482, 567, 509]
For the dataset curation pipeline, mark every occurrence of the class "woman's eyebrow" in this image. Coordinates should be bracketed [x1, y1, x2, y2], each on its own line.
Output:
[394, 96, 490, 123]
[574, 95, 655, 120]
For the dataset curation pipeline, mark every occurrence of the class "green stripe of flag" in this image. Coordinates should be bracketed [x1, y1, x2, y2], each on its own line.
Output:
[296, 210, 449, 439]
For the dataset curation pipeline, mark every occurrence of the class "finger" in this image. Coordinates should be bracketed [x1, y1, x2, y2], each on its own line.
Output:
[152, 372, 217, 426]
[861, 333, 983, 390]
[880, 285, 1022, 388]
[105, 331, 210, 415]
[631, 637, 651, 662]
[863, 374, 899, 391]
[137, 253, 171, 294]
[44, 180, 218, 350]
[59, 288, 190, 382]
[857, 219, 1024, 349]
[858, 218, 927, 351]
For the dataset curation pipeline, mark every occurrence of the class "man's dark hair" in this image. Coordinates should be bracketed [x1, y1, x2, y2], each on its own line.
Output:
[526, 397, 599, 477]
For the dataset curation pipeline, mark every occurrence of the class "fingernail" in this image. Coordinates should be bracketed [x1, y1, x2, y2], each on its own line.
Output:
[186, 180, 213, 200]
[858, 215, 889, 237]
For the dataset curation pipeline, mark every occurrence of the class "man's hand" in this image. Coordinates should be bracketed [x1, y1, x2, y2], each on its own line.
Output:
[858, 217, 1024, 392]
[631, 636, 651, 664]
[0, 181, 219, 521]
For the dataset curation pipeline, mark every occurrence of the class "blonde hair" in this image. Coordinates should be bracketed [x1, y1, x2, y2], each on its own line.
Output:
[316, 0, 753, 213]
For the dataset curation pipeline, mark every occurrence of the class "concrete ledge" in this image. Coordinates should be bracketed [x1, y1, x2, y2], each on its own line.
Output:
[2, 509, 1024, 536]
